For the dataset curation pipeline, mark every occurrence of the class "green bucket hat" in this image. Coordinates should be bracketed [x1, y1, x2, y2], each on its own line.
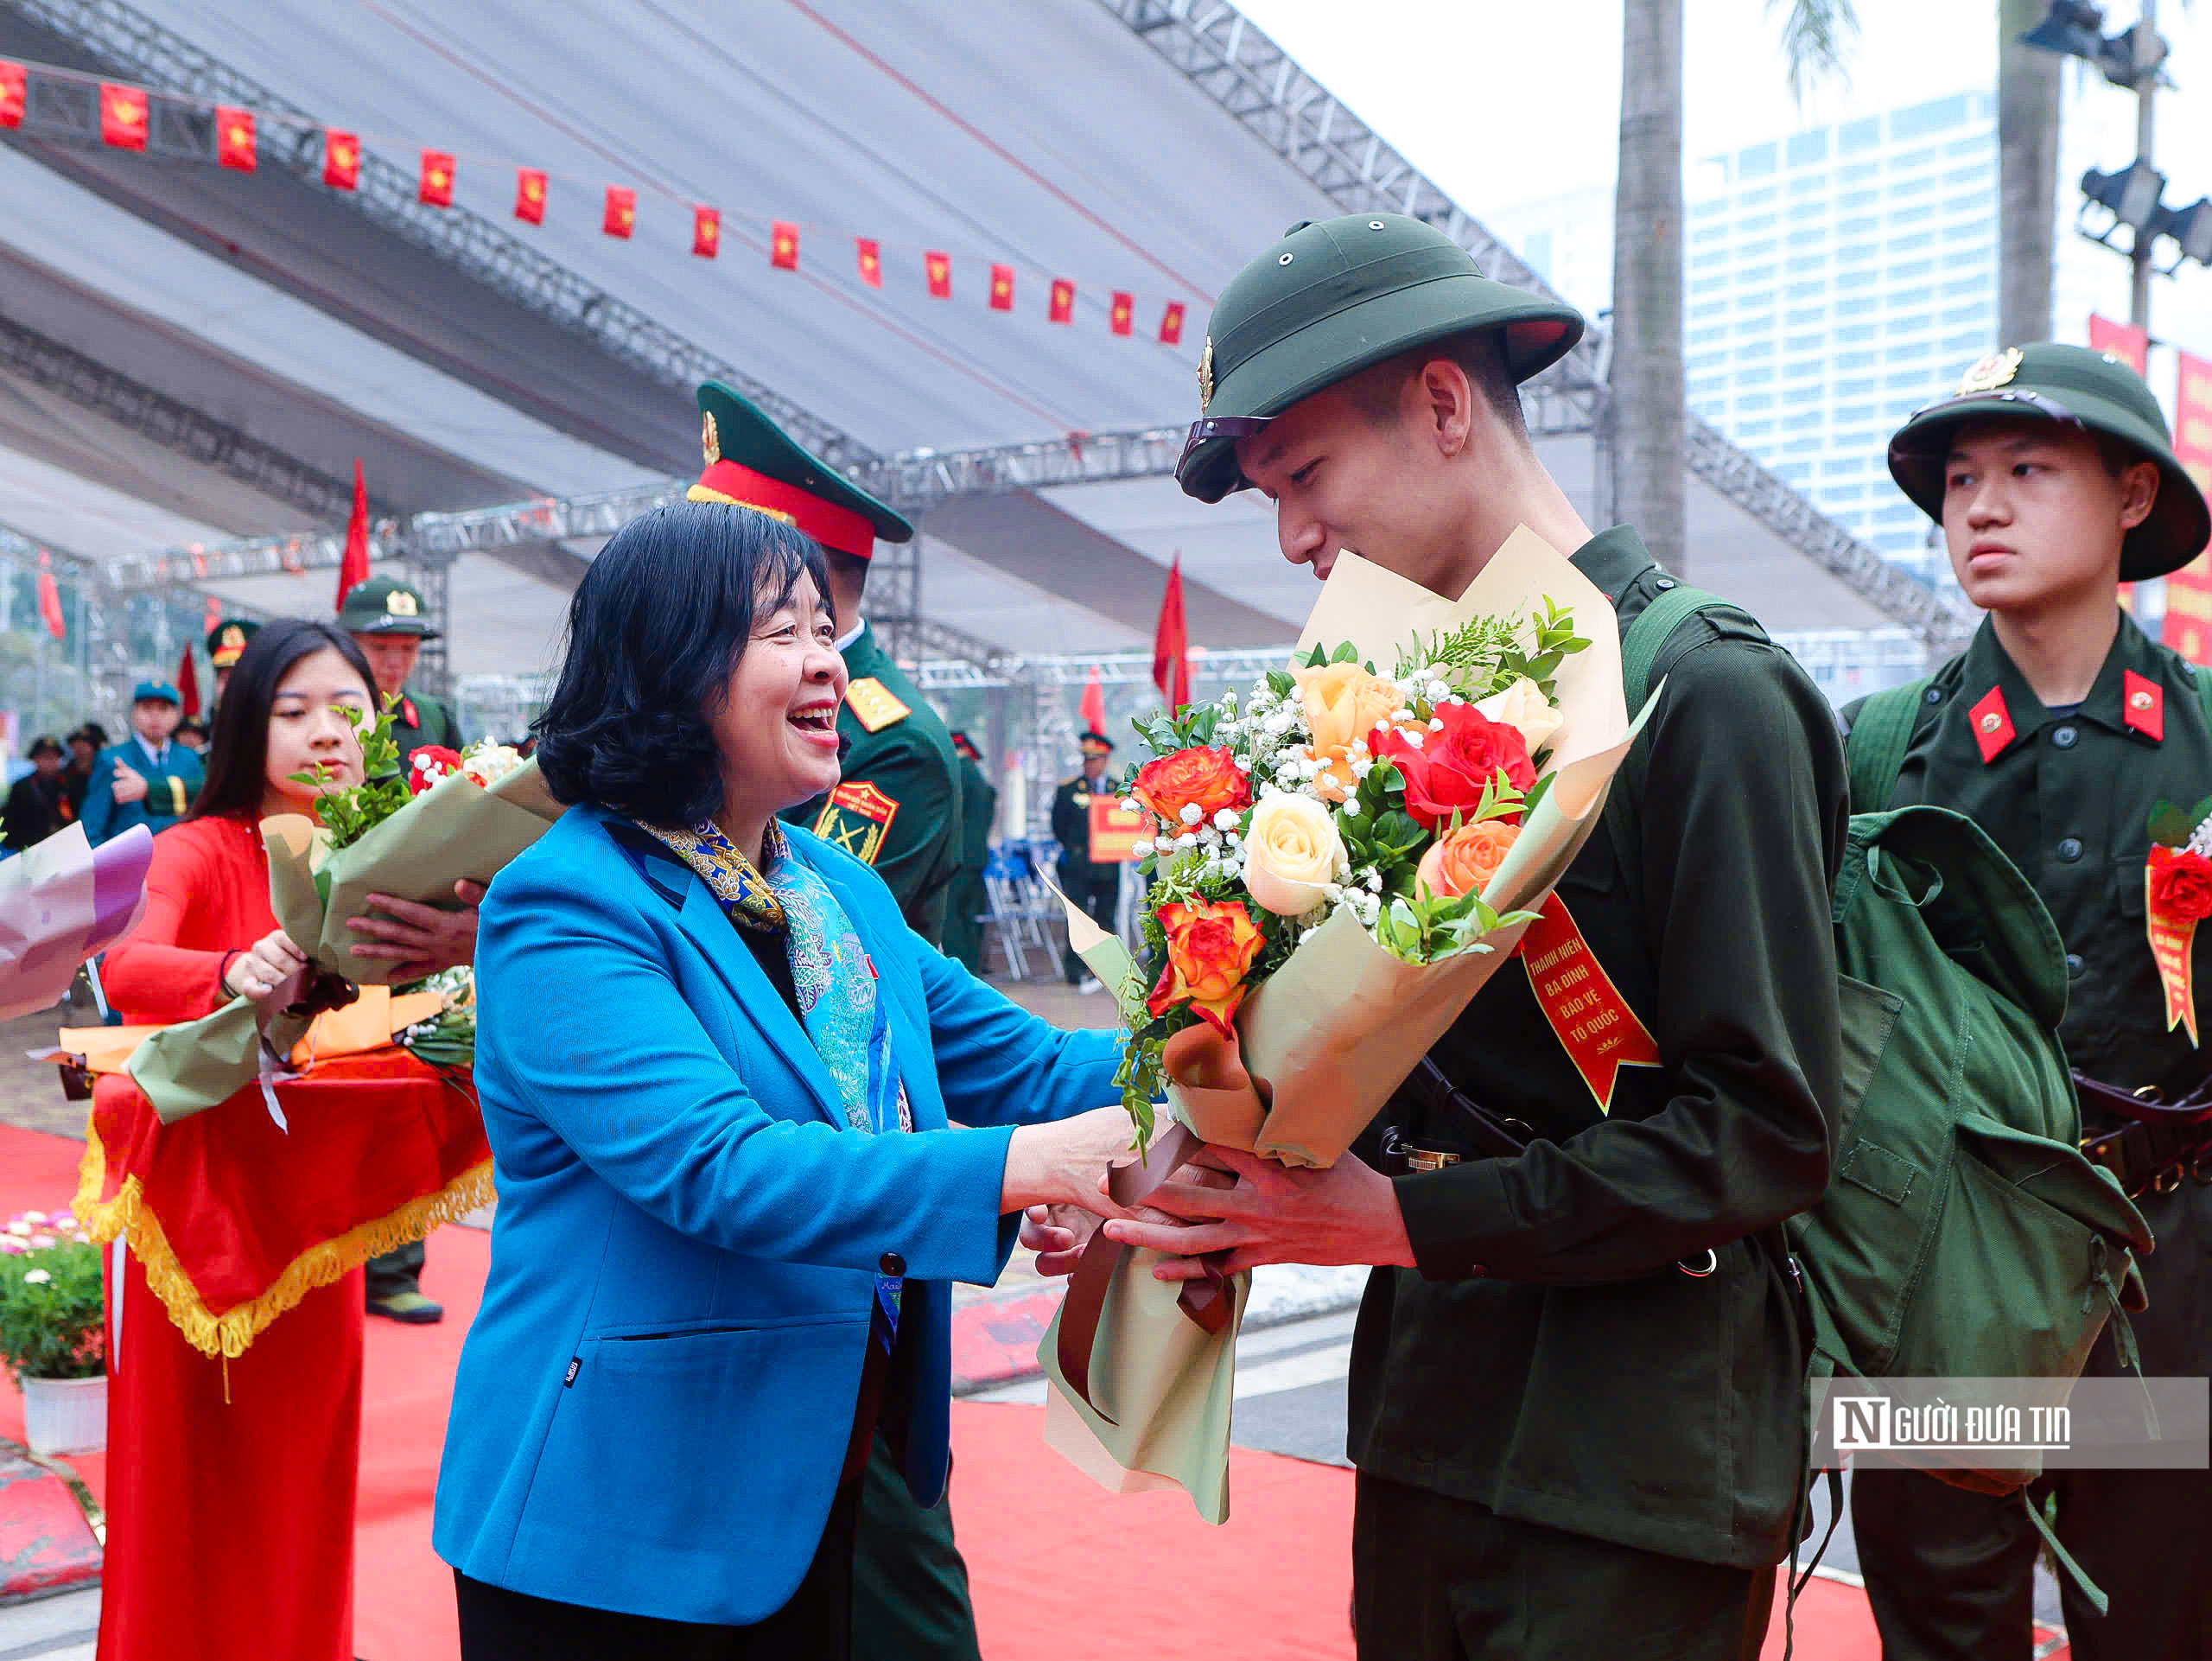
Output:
[1889, 342, 2211, 582]
[1175, 213, 1584, 503]
[339, 573, 440, 639]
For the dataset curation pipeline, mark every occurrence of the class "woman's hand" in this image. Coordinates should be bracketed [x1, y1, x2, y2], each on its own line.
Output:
[1018, 1204, 1100, 1276]
[225, 929, 308, 1002]
[345, 879, 486, 981]
[1001, 1106, 1143, 1219]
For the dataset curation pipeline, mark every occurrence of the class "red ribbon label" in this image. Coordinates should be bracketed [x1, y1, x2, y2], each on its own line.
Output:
[2145, 860, 2201, 1045]
[1521, 894, 1662, 1112]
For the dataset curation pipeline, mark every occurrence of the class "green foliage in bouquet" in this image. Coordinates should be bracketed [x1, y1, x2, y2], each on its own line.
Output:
[294, 698, 410, 851]
[0, 1225, 105, 1382]
[1401, 596, 1589, 703]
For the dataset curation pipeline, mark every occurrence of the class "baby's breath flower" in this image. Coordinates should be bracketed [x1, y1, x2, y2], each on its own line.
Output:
[1179, 803, 1203, 825]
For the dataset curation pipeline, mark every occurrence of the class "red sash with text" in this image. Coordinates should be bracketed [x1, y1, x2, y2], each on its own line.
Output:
[1521, 894, 1662, 1111]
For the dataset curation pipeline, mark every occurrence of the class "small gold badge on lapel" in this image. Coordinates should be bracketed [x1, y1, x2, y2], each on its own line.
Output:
[1956, 348, 2023, 396]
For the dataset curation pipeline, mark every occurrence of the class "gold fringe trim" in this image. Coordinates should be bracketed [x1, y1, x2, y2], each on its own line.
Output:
[76, 1124, 493, 1360]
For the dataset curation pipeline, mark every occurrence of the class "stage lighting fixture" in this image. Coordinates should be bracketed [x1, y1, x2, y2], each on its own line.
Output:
[2082, 160, 2169, 233]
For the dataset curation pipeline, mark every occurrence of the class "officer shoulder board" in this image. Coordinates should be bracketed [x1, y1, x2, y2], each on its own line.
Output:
[844, 678, 909, 733]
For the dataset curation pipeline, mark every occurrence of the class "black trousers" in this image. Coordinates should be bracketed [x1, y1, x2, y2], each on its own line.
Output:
[1352, 1471, 1775, 1660]
[851, 1429, 981, 1661]
[1058, 864, 1118, 983]
[364, 1238, 424, 1301]
[454, 1471, 861, 1661]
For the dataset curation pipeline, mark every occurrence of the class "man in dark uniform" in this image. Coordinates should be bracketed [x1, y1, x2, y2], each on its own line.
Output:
[61, 724, 105, 822]
[206, 616, 259, 712]
[1846, 344, 2212, 1660]
[1051, 732, 1121, 990]
[342, 574, 462, 1326]
[342, 576, 465, 772]
[1098, 214, 1847, 1659]
[942, 731, 996, 974]
[3, 735, 74, 850]
[688, 379, 979, 1661]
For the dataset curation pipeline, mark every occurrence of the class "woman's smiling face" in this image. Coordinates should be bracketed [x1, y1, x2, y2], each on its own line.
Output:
[709, 570, 849, 823]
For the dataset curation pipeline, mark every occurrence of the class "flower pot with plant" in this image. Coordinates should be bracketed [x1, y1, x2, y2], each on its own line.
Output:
[1, 1208, 107, 1456]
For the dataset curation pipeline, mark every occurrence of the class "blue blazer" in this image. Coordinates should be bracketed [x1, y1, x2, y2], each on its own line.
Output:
[80, 739, 201, 845]
[434, 805, 1122, 1625]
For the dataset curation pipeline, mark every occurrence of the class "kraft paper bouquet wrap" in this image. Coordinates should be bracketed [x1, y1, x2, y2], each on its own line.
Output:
[1043, 526, 1649, 1520]
[124, 756, 562, 1124]
[0, 822, 152, 1021]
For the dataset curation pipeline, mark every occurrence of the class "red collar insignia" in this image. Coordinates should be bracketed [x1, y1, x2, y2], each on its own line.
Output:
[1968, 686, 2017, 764]
[2123, 671, 2164, 742]
[400, 697, 419, 729]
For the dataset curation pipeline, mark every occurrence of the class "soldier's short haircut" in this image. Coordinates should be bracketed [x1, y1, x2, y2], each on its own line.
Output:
[1349, 329, 1529, 445]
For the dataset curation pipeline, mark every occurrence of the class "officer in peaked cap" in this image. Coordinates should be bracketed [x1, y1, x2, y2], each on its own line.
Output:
[1847, 343, 2212, 1661]
[205, 615, 260, 708]
[1051, 730, 1120, 990]
[942, 730, 996, 975]
[691, 379, 976, 1661]
[1097, 213, 1853, 1660]
[82, 680, 203, 845]
[340, 574, 465, 775]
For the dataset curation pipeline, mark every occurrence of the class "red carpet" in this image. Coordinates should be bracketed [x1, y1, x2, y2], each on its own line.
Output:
[3, 1121, 2031, 1659]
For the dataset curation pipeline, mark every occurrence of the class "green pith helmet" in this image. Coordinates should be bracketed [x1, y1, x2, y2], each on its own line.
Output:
[1889, 342, 2212, 582]
[206, 616, 259, 669]
[691, 380, 912, 558]
[339, 574, 439, 639]
[1174, 213, 1585, 503]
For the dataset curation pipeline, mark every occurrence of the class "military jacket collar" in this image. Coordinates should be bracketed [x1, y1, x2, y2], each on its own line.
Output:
[1956, 613, 2169, 761]
[1566, 525, 1659, 608]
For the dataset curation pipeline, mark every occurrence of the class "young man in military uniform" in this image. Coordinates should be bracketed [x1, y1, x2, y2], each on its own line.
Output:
[206, 615, 259, 710]
[1051, 731, 1121, 990]
[943, 730, 997, 974]
[1090, 214, 1848, 1658]
[1845, 344, 2212, 1661]
[342, 575, 464, 771]
[83, 682, 203, 845]
[689, 379, 979, 1661]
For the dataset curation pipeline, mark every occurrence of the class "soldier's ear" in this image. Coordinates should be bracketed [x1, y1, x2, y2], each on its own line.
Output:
[2117, 460, 2160, 533]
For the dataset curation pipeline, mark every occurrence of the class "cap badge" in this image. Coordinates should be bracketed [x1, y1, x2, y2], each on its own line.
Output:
[1198, 337, 1215, 412]
[702, 410, 721, 466]
[385, 589, 419, 618]
[220, 626, 244, 650]
[1956, 347, 2024, 397]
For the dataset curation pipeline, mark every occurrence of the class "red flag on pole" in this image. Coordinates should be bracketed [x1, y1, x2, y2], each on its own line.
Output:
[204, 595, 222, 633]
[323, 130, 359, 190]
[989, 264, 1015, 311]
[925, 251, 952, 298]
[419, 150, 455, 206]
[1109, 291, 1134, 336]
[35, 553, 64, 642]
[0, 62, 24, 130]
[515, 168, 548, 224]
[100, 83, 148, 150]
[1153, 556, 1191, 714]
[856, 239, 882, 288]
[1049, 278, 1076, 324]
[692, 207, 721, 258]
[337, 460, 370, 612]
[1160, 301, 1186, 347]
[771, 221, 800, 270]
[603, 186, 636, 239]
[215, 105, 256, 171]
[1080, 665, 1107, 736]
[176, 646, 201, 720]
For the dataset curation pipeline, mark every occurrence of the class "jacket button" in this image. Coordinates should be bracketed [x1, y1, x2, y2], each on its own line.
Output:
[2051, 725, 2078, 748]
[2065, 952, 2085, 977]
[2056, 837, 2083, 863]
[880, 1252, 906, 1277]
[1923, 686, 1944, 705]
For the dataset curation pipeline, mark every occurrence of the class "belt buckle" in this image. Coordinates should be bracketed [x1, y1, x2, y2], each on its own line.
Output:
[1404, 1147, 1461, 1173]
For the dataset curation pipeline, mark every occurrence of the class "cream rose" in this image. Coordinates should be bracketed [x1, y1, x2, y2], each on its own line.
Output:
[1243, 792, 1348, 917]
[1473, 676, 1563, 758]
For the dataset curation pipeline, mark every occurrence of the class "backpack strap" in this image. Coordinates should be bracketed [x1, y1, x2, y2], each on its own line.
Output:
[1604, 584, 1734, 866]
[1841, 678, 1931, 816]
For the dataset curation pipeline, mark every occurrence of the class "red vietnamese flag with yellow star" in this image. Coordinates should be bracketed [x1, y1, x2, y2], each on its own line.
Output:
[1109, 291, 1134, 336]
[604, 186, 636, 239]
[989, 264, 1014, 311]
[100, 83, 148, 150]
[215, 105, 255, 171]
[692, 207, 720, 258]
[771, 220, 799, 270]
[925, 251, 951, 298]
[515, 168, 547, 224]
[0, 62, 23, 130]
[1160, 301, 1186, 346]
[420, 150, 455, 206]
[856, 239, 882, 288]
[1049, 278, 1076, 323]
[323, 129, 359, 189]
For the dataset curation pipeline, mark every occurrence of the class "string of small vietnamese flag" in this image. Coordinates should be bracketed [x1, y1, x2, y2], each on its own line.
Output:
[0, 58, 1192, 346]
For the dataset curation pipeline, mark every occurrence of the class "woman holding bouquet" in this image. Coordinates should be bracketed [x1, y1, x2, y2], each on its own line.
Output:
[86, 620, 488, 1661]
[435, 499, 1132, 1659]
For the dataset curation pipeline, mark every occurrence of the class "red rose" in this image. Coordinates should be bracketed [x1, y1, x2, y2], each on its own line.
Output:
[1368, 703, 1535, 831]
[2150, 846, 2212, 922]
[408, 745, 464, 796]
[1132, 747, 1250, 830]
[1146, 897, 1266, 1035]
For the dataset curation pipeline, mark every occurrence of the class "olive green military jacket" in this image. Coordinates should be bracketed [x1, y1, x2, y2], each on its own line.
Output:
[1846, 613, 2212, 1378]
[957, 754, 996, 879]
[1347, 527, 1849, 1571]
[390, 686, 463, 769]
[1051, 773, 1116, 883]
[782, 623, 963, 946]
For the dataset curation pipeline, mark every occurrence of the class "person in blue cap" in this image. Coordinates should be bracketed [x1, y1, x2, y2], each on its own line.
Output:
[82, 681, 203, 845]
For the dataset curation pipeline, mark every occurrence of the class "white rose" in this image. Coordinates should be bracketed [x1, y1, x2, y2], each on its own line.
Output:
[22, 1269, 51, 1285]
[1243, 792, 1349, 917]
[1474, 676, 1564, 756]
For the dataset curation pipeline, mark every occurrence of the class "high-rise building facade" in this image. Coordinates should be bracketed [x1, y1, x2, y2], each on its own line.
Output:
[1683, 92, 1998, 591]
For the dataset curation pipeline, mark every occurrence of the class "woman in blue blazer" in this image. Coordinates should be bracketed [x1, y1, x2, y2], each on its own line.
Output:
[435, 502, 1133, 1658]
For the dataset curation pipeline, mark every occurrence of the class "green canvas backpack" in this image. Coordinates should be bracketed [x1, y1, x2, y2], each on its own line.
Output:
[1612, 588, 2155, 1612]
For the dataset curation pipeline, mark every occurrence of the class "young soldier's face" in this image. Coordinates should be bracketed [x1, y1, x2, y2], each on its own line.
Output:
[132, 699, 180, 745]
[1941, 423, 2158, 612]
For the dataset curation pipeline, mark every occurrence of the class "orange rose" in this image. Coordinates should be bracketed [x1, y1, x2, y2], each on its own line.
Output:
[1414, 819, 1521, 901]
[1294, 662, 1402, 800]
[1146, 897, 1266, 1034]
[1133, 747, 1249, 829]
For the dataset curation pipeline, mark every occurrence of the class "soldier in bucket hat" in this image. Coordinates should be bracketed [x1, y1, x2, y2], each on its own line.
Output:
[1086, 213, 1852, 1658]
[1847, 344, 2212, 1661]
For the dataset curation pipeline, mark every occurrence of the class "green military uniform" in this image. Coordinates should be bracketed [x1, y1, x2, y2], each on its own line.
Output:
[1846, 347, 2212, 1660]
[1179, 215, 1849, 1660]
[941, 735, 996, 974]
[1052, 733, 1122, 984]
[688, 379, 979, 1661]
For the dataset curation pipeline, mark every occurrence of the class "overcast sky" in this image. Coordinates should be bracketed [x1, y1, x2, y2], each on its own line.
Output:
[1236, 0, 2212, 368]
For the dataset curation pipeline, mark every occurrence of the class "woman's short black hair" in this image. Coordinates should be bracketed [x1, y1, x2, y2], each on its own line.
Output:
[188, 619, 378, 822]
[534, 501, 830, 826]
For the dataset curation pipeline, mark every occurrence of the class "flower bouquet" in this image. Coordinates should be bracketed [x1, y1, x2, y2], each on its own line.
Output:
[1042, 526, 1651, 1520]
[0, 821, 154, 1021]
